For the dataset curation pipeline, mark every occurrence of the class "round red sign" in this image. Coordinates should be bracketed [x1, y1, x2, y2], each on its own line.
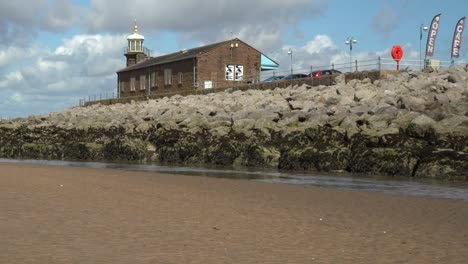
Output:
[391, 45, 404, 60]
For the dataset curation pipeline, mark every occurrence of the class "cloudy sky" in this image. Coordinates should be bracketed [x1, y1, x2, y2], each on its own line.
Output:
[0, 0, 466, 118]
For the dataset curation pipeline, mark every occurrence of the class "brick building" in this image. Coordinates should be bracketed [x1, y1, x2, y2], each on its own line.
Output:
[116, 24, 278, 98]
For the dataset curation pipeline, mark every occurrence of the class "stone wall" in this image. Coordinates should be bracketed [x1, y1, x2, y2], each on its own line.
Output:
[89, 70, 384, 107]
[3, 67, 467, 181]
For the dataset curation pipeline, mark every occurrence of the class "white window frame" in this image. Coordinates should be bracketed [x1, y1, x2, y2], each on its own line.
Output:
[130, 77, 136, 91]
[178, 72, 183, 84]
[140, 75, 146, 90]
[136, 41, 141, 52]
[151, 72, 156, 87]
[193, 65, 197, 87]
[164, 69, 172, 85]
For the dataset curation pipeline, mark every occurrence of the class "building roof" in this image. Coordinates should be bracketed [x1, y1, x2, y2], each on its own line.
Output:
[261, 54, 279, 71]
[117, 39, 234, 73]
[117, 38, 280, 73]
[128, 24, 144, 40]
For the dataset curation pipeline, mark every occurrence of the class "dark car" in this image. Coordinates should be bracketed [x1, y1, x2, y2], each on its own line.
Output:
[262, 75, 284, 82]
[281, 73, 309, 80]
[309, 69, 342, 77]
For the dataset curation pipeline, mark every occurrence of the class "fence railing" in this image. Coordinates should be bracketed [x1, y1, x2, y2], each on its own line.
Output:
[81, 71, 383, 107]
[79, 92, 118, 107]
[80, 57, 466, 107]
[261, 57, 465, 80]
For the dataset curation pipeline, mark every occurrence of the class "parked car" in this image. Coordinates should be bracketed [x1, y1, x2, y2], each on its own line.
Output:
[281, 73, 309, 80]
[309, 69, 342, 77]
[262, 75, 284, 82]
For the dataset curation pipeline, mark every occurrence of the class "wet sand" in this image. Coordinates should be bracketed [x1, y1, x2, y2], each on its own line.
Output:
[1, 163, 467, 264]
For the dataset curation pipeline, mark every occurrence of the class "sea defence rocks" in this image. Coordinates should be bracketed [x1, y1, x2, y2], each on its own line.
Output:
[1, 66, 468, 180]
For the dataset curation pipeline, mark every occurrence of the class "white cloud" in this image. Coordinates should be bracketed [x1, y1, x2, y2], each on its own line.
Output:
[0, 0, 79, 32]
[81, 0, 329, 54]
[0, 33, 127, 117]
[264, 34, 343, 76]
[41, 1, 83, 32]
[37, 58, 68, 72]
[10, 92, 25, 104]
[303, 35, 337, 54]
[0, 71, 24, 88]
[0, 1, 44, 26]
[85, 0, 328, 33]
[0, 47, 20, 68]
[229, 26, 282, 53]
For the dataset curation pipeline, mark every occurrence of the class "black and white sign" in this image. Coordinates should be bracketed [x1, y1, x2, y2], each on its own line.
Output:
[235, 65, 243, 81]
[225, 65, 234, 81]
[451, 17, 465, 58]
[226, 64, 243, 81]
[426, 13, 441, 57]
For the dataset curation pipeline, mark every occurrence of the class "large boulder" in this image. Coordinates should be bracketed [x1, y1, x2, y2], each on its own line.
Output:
[407, 115, 436, 138]
[398, 96, 427, 112]
[1, 66, 467, 181]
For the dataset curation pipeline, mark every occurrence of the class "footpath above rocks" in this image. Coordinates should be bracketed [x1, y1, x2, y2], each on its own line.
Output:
[1, 66, 467, 180]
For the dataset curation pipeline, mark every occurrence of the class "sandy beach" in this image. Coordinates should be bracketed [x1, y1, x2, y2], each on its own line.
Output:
[1, 162, 467, 264]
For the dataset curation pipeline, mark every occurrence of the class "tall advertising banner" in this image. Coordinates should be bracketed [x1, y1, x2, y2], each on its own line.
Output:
[451, 17, 465, 58]
[426, 13, 442, 57]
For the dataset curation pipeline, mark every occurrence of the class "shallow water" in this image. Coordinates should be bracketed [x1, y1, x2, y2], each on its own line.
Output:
[1, 158, 468, 202]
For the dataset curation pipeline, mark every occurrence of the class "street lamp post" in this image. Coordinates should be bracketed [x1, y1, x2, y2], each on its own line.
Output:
[345, 37, 357, 71]
[419, 24, 428, 70]
[288, 48, 293, 76]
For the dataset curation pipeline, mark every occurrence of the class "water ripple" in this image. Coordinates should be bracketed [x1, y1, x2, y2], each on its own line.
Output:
[1, 158, 467, 202]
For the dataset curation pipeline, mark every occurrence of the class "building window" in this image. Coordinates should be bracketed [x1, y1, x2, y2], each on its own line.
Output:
[150, 72, 156, 87]
[178, 72, 183, 84]
[193, 65, 197, 87]
[164, 69, 172, 85]
[136, 41, 141, 52]
[151, 72, 158, 87]
[130, 77, 136, 91]
[140, 75, 146, 90]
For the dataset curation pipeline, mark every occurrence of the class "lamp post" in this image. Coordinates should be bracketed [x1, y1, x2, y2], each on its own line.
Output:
[419, 24, 428, 70]
[287, 48, 293, 76]
[345, 37, 357, 71]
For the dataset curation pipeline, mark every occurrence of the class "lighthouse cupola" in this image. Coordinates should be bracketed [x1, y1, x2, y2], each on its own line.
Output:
[124, 21, 146, 67]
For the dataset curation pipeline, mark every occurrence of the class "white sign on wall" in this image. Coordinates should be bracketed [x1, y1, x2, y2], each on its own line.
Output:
[235, 65, 243, 81]
[204, 80, 213, 89]
[225, 65, 234, 81]
[226, 64, 243, 81]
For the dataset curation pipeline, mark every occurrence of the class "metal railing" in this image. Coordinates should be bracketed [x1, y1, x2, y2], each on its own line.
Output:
[80, 72, 381, 107]
[123, 47, 152, 57]
[80, 57, 467, 107]
[79, 92, 118, 107]
[260, 57, 466, 80]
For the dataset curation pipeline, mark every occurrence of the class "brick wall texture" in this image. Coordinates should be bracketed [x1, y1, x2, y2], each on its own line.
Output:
[118, 40, 261, 98]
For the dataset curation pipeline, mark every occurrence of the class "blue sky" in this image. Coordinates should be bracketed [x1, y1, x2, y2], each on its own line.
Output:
[0, 0, 466, 118]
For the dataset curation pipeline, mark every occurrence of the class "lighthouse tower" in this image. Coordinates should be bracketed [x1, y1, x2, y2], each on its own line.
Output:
[124, 22, 146, 67]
